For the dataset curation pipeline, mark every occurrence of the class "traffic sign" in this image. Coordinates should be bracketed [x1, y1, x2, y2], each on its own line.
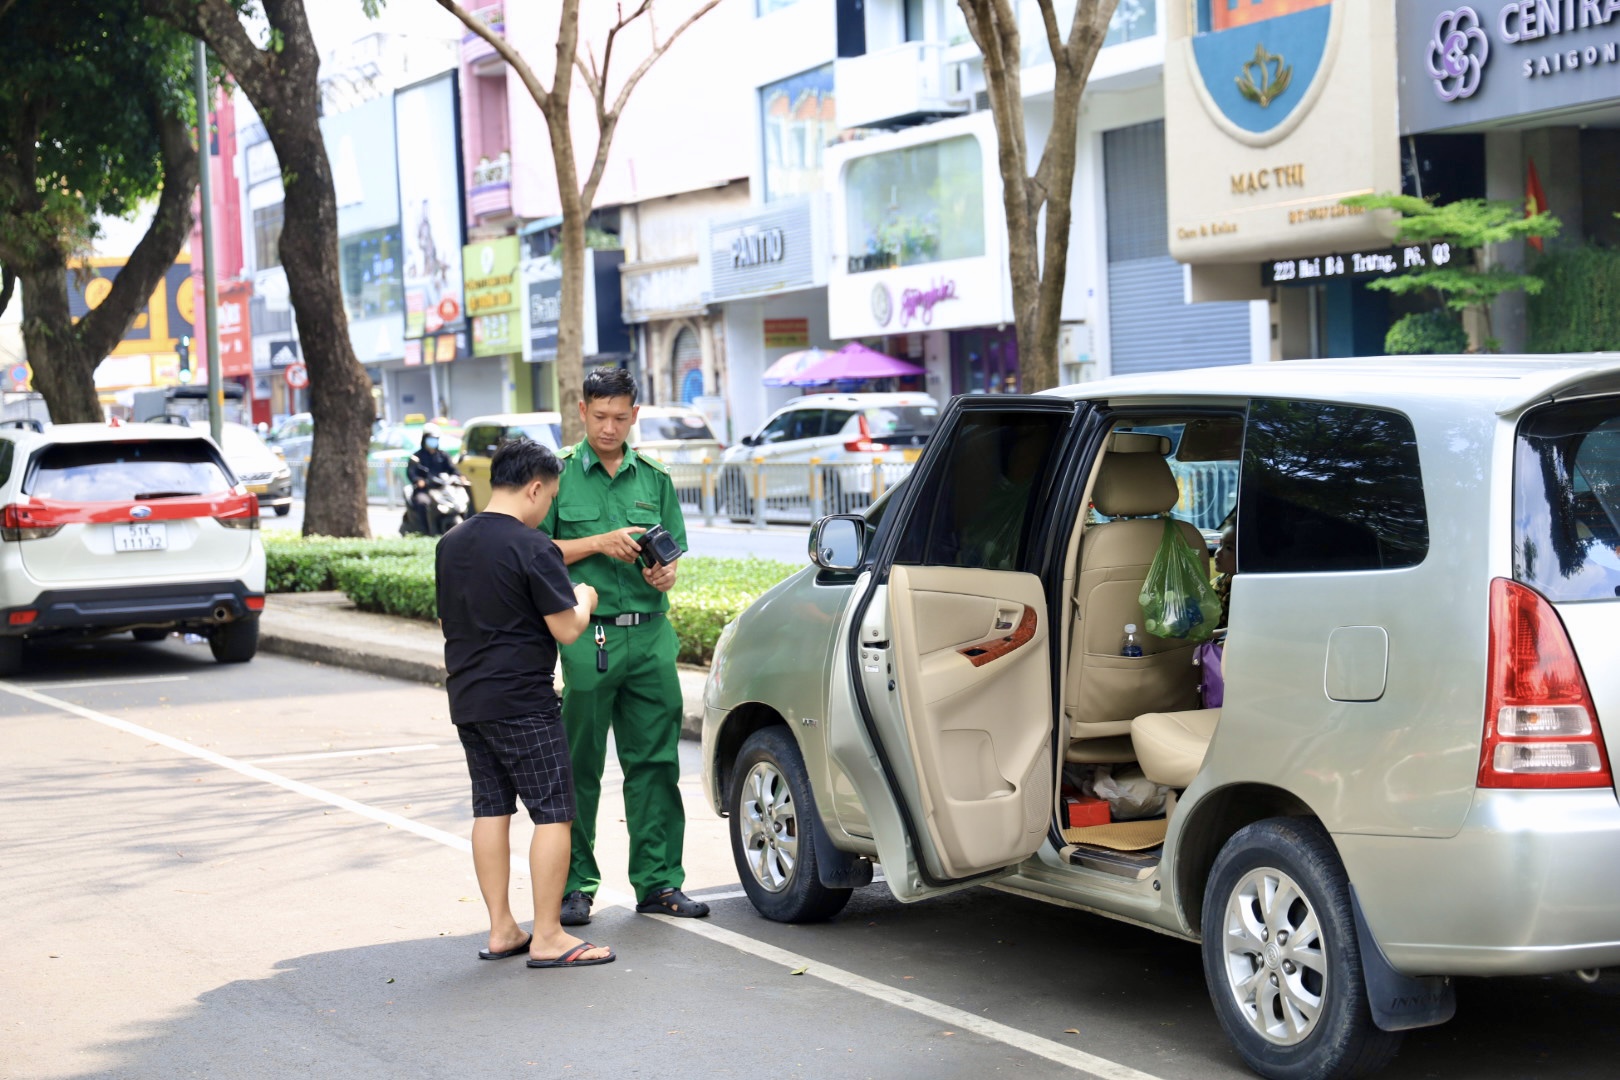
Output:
[284, 362, 310, 390]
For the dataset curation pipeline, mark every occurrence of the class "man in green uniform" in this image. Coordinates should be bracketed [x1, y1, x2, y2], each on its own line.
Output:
[542, 367, 710, 925]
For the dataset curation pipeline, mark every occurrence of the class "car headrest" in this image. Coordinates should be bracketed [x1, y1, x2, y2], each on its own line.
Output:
[1092, 451, 1180, 517]
[1110, 432, 1172, 455]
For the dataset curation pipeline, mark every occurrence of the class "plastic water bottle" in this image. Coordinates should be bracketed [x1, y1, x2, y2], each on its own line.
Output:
[1121, 623, 1144, 658]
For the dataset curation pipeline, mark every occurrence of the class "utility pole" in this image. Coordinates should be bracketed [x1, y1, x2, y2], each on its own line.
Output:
[194, 40, 222, 446]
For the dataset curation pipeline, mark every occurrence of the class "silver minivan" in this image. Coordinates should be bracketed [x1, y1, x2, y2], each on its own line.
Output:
[701, 355, 1620, 1080]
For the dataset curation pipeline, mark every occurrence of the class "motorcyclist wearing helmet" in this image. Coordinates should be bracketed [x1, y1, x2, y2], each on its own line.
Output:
[407, 422, 461, 534]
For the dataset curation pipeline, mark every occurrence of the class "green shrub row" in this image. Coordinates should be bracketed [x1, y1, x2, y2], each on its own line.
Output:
[263, 534, 436, 593]
[1527, 244, 1620, 353]
[268, 536, 801, 665]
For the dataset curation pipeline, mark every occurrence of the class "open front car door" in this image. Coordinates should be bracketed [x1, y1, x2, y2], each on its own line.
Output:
[829, 396, 1088, 901]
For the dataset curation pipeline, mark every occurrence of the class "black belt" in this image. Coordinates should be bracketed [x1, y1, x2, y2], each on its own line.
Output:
[590, 612, 665, 627]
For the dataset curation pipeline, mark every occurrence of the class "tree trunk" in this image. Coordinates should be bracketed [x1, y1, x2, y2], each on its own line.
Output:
[19, 265, 101, 422]
[555, 210, 588, 447]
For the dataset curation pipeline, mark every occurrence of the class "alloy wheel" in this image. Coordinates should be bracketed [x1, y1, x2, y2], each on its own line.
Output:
[739, 759, 798, 893]
[1219, 866, 1328, 1047]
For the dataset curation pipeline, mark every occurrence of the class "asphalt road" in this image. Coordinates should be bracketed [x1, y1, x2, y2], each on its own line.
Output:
[263, 498, 811, 564]
[5, 642, 1620, 1080]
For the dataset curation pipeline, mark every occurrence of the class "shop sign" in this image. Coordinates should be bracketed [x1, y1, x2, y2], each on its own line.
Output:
[898, 279, 959, 328]
[463, 236, 521, 357]
[394, 73, 465, 338]
[66, 256, 195, 358]
[525, 260, 562, 361]
[216, 281, 254, 379]
[1261, 240, 1456, 285]
[763, 318, 809, 348]
[704, 196, 820, 303]
[1399, 0, 1620, 133]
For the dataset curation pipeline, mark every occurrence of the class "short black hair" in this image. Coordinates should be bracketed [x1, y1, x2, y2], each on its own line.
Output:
[490, 438, 562, 490]
[582, 366, 638, 405]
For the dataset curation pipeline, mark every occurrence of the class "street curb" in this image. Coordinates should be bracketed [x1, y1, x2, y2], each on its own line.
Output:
[258, 626, 708, 741]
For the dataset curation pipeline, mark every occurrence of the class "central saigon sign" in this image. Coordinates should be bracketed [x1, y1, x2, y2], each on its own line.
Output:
[1165, 0, 1401, 275]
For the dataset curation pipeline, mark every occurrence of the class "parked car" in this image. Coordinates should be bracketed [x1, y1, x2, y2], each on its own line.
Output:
[718, 393, 939, 521]
[263, 412, 313, 469]
[219, 422, 293, 516]
[631, 404, 724, 464]
[0, 420, 266, 674]
[701, 355, 1620, 1080]
[368, 421, 464, 501]
[458, 412, 563, 511]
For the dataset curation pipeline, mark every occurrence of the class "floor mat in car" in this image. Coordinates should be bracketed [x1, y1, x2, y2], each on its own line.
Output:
[1061, 818, 1168, 851]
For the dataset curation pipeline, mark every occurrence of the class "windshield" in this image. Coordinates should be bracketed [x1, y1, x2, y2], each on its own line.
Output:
[26, 440, 232, 501]
[1515, 398, 1620, 602]
[639, 415, 715, 442]
[511, 423, 561, 449]
[863, 405, 939, 438]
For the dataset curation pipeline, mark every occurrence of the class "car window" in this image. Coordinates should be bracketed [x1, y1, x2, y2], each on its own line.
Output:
[1514, 397, 1620, 602]
[757, 412, 799, 444]
[1239, 399, 1428, 573]
[0, 437, 13, 486]
[638, 415, 715, 442]
[464, 425, 495, 456]
[863, 405, 939, 438]
[1090, 420, 1241, 537]
[25, 440, 232, 501]
[893, 409, 1068, 572]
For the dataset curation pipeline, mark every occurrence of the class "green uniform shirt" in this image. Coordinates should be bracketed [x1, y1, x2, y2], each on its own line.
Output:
[541, 441, 688, 617]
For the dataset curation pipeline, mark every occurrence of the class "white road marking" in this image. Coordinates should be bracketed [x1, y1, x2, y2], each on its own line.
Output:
[687, 887, 750, 902]
[2, 678, 1167, 1080]
[247, 743, 443, 765]
[27, 675, 192, 690]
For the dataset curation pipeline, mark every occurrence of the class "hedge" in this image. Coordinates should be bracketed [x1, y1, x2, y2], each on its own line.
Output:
[267, 535, 800, 665]
[1527, 244, 1620, 353]
[264, 534, 436, 593]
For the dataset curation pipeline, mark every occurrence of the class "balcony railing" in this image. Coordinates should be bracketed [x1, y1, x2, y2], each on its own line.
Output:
[835, 41, 966, 131]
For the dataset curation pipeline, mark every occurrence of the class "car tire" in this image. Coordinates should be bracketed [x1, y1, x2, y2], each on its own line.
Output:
[273, 503, 291, 517]
[0, 636, 21, 677]
[131, 628, 170, 642]
[722, 471, 754, 525]
[729, 726, 853, 924]
[209, 615, 259, 664]
[1202, 818, 1402, 1080]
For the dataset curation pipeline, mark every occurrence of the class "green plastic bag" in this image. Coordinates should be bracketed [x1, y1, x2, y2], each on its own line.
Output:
[1139, 518, 1221, 641]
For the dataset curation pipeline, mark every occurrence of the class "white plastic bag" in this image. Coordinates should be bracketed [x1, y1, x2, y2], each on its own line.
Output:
[1089, 765, 1169, 821]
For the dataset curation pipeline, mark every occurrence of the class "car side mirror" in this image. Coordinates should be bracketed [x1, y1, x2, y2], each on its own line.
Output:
[809, 515, 866, 572]
[740, 433, 758, 447]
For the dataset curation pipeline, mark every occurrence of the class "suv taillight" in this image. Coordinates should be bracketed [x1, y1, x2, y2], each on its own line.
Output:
[844, 414, 889, 454]
[0, 504, 64, 541]
[214, 493, 261, 529]
[1478, 577, 1611, 789]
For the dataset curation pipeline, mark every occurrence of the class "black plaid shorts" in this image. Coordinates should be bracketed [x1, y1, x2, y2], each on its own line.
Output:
[457, 712, 575, 824]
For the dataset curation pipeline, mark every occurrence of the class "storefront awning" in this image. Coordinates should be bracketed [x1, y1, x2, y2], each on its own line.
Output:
[519, 215, 563, 236]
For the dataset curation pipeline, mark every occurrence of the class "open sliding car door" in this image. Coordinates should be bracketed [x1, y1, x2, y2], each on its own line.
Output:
[829, 396, 1090, 901]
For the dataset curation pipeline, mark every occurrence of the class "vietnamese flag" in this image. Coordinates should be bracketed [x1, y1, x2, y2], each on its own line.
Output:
[1526, 158, 1548, 253]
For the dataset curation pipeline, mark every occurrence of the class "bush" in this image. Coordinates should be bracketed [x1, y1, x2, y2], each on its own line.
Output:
[263, 534, 436, 593]
[332, 555, 438, 620]
[270, 535, 801, 664]
[1528, 245, 1620, 353]
[1384, 309, 1468, 355]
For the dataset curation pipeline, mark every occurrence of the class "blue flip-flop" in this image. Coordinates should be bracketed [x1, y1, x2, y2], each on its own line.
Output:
[526, 942, 615, 969]
[478, 934, 533, 961]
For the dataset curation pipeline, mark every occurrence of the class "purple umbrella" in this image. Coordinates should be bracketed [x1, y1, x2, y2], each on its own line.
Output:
[760, 347, 828, 387]
[788, 342, 926, 385]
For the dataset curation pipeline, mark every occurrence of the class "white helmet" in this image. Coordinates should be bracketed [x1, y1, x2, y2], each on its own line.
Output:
[422, 422, 442, 438]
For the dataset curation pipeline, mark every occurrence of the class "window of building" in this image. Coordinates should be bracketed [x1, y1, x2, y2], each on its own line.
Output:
[340, 227, 404, 321]
[1239, 399, 1429, 573]
[756, 0, 801, 14]
[253, 204, 284, 270]
[760, 65, 835, 204]
[904, 0, 926, 41]
[1104, 0, 1158, 46]
[845, 136, 985, 273]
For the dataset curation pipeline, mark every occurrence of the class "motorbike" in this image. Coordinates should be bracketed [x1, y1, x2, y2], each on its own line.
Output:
[399, 472, 471, 536]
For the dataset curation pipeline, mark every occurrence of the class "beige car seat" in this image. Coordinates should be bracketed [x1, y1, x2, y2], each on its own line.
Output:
[1064, 433, 1205, 763]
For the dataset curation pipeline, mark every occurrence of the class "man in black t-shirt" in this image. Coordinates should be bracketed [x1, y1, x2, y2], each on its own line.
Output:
[435, 439, 615, 969]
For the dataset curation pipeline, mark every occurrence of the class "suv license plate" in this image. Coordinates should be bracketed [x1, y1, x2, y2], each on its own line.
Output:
[114, 523, 168, 552]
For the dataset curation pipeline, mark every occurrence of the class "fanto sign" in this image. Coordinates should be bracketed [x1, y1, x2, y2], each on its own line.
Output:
[216, 281, 254, 378]
[1399, 0, 1620, 132]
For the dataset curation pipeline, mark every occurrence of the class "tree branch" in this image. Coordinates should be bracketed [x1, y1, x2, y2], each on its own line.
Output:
[142, 0, 272, 89]
[432, 0, 555, 114]
[73, 106, 198, 362]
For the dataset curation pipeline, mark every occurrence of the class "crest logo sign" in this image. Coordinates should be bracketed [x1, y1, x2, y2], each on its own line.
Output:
[1189, 0, 1337, 146]
[1426, 7, 1489, 101]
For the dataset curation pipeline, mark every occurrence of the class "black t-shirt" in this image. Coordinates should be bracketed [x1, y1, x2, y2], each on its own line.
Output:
[435, 513, 577, 725]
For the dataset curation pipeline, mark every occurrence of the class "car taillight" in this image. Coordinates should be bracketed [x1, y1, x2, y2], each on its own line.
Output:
[244, 595, 265, 612]
[844, 414, 890, 454]
[214, 493, 261, 529]
[1478, 577, 1611, 789]
[0, 504, 64, 541]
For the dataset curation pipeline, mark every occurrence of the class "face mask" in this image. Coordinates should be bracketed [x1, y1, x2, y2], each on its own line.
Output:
[424, 437, 439, 450]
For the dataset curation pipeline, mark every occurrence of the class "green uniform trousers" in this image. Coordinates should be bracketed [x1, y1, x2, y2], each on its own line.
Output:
[559, 616, 686, 904]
